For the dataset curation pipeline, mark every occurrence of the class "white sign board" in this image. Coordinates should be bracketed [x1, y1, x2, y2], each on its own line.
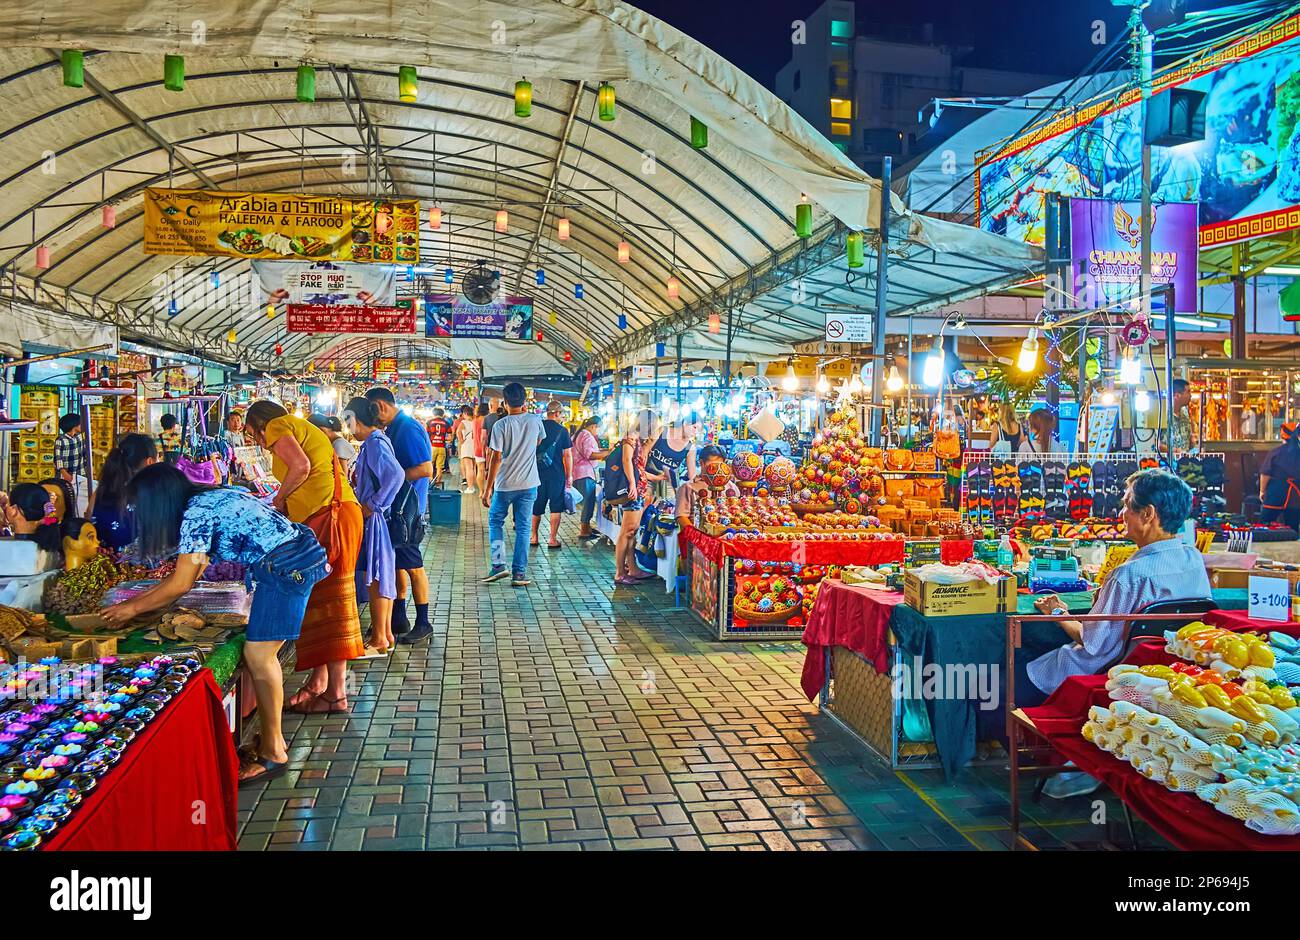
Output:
[1248, 574, 1291, 622]
[824, 312, 871, 343]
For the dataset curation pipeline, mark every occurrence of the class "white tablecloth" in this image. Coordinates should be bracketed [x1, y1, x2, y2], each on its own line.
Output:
[593, 487, 679, 595]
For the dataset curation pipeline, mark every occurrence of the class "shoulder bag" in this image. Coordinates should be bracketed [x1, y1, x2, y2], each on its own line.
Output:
[602, 441, 633, 506]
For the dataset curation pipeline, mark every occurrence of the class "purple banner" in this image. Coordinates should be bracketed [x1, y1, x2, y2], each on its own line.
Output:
[1069, 199, 1197, 314]
[423, 295, 534, 339]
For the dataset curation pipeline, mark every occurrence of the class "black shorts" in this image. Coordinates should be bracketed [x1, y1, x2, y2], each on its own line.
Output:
[533, 475, 567, 516]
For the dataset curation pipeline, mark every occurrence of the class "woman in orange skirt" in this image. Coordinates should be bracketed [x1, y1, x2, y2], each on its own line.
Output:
[245, 400, 364, 714]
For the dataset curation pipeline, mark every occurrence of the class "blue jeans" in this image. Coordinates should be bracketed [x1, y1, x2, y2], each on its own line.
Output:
[576, 477, 597, 525]
[489, 487, 537, 575]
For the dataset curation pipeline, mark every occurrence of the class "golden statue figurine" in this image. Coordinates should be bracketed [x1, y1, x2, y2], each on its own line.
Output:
[62, 520, 101, 570]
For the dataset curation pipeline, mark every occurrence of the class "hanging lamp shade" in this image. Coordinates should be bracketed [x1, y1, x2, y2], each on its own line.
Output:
[617, 240, 631, 264]
[656, 341, 666, 358]
[397, 66, 418, 102]
[428, 206, 442, 230]
[34, 244, 50, 270]
[690, 116, 708, 149]
[441, 268, 452, 284]
[608, 357, 617, 370]
[61, 50, 84, 88]
[535, 268, 545, 286]
[495, 209, 508, 232]
[618, 312, 627, 330]
[266, 303, 275, 318]
[514, 79, 532, 117]
[708, 312, 721, 334]
[557, 217, 570, 240]
[574, 283, 584, 299]
[226, 328, 238, 344]
[163, 54, 184, 92]
[549, 310, 557, 326]
[795, 197, 813, 238]
[168, 298, 179, 316]
[296, 65, 316, 102]
[100, 204, 116, 229]
[585, 338, 592, 352]
[597, 82, 616, 121]
[536, 330, 544, 342]
[210, 269, 220, 288]
[564, 350, 572, 362]
[274, 343, 283, 356]
[666, 275, 680, 301]
[846, 231, 865, 268]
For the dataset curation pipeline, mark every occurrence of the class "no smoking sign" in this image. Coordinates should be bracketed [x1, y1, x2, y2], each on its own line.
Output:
[824, 312, 871, 343]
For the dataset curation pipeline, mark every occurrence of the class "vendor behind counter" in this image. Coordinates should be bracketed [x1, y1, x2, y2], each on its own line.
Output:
[1258, 422, 1300, 529]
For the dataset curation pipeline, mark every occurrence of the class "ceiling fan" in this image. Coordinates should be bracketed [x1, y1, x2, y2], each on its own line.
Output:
[461, 260, 499, 305]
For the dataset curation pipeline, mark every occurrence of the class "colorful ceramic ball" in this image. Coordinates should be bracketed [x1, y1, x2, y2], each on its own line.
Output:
[764, 456, 797, 489]
[731, 451, 764, 486]
[700, 455, 733, 490]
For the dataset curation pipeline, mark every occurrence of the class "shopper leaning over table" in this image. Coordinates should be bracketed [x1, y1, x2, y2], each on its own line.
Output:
[101, 464, 329, 785]
[572, 415, 610, 545]
[342, 396, 404, 656]
[244, 400, 364, 713]
[613, 408, 660, 586]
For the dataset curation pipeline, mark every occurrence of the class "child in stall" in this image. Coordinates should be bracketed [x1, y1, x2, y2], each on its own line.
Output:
[674, 444, 737, 530]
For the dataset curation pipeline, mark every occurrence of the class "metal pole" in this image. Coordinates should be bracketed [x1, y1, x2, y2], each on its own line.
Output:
[869, 157, 893, 446]
[1137, 13, 1153, 327]
[675, 334, 683, 406]
[905, 315, 914, 446]
[1165, 284, 1177, 456]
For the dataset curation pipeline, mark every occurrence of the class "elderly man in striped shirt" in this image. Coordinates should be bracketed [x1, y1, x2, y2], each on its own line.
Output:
[1022, 468, 1210, 798]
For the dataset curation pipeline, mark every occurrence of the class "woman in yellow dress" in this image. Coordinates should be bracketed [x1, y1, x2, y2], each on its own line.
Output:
[244, 401, 364, 713]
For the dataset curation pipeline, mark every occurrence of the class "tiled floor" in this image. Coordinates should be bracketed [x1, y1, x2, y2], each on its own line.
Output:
[237, 493, 1149, 851]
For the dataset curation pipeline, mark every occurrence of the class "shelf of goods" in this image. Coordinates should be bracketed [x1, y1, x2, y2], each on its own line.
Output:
[12, 386, 58, 485]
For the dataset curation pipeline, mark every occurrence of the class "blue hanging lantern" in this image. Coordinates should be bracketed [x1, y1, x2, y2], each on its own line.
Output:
[535, 268, 545, 286]
[167, 298, 178, 317]
[444, 268, 453, 284]
[575, 283, 584, 299]
[618, 312, 627, 330]
[406, 265, 414, 279]
[209, 270, 220, 288]
[656, 341, 666, 357]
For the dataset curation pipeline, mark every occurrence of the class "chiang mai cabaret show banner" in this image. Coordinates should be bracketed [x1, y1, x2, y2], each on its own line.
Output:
[1069, 198, 1198, 314]
[142, 187, 419, 264]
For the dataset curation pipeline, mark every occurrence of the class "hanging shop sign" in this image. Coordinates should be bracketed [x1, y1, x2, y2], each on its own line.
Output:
[286, 299, 416, 334]
[424, 295, 534, 339]
[1069, 199, 1199, 313]
[143, 188, 420, 263]
[824, 312, 871, 343]
[253, 260, 396, 306]
[976, 14, 1300, 249]
[1086, 403, 1120, 454]
[373, 358, 399, 381]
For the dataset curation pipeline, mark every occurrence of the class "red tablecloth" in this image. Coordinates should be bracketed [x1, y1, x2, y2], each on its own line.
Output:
[1022, 624, 1300, 851]
[679, 525, 908, 565]
[799, 579, 904, 700]
[1205, 608, 1289, 634]
[43, 670, 239, 851]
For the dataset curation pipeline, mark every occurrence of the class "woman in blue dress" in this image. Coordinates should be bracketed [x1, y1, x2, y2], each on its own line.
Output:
[343, 396, 404, 655]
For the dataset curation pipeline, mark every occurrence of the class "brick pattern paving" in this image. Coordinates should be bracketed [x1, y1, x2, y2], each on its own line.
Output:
[237, 485, 1144, 851]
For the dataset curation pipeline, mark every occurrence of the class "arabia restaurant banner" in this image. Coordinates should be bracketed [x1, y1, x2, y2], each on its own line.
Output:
[287, 299, 416, 334]
[1069, 199, 1198, 313]
[252, 260, 396, 307]
[424, 296, 534, 339]
[143, 188, 420, 264]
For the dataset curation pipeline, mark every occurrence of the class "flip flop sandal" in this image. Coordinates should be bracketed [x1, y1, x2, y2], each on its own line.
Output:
[287, 694, 350, 715]
[238, 756, 288, 788]
[547, 542, 563, 550]
[1043, 462, 1068, 520]
[286, 687, 322, 710]
[1017, 460, 1045, 520]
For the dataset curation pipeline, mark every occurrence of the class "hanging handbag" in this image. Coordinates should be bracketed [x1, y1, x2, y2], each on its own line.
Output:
[302, 454, 347, 562]
[386, 481, 416, 545]
[602, 442, 633, 506]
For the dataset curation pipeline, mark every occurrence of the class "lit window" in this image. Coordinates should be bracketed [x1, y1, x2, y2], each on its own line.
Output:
[830, 122, 851, 136]
[831, 19, 853, 38]
[829, 98, 852, 119]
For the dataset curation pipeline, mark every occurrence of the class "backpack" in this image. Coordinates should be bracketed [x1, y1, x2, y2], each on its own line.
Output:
[602, 442, 633, 505]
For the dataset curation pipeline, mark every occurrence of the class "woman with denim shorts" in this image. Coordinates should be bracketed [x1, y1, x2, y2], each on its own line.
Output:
[101, 464, 329, 787]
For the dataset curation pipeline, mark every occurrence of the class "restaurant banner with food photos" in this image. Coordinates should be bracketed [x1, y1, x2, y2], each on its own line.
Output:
[286, 299, 416, 334]
[142, 188, 420, 263]
[424, 295, 534, 339]
[252, 260, 396, 307]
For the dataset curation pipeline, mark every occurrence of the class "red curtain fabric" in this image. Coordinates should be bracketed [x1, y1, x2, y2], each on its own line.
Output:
[799, 580, 905, 700]
[44, 670, 239, 851]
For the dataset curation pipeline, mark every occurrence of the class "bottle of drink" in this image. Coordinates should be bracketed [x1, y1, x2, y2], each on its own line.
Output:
[997, 532, 1014, 572]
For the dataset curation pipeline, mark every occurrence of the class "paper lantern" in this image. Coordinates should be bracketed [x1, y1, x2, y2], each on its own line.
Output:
[575, 283, 584, 299]
[495, 209, 508, 232]
[690, 116, 708, 149]
[549, 310, 557, 326]
[535, 269, 545, 286]
[617, 240, 630, 264]
[274, 343, 283, 356]
[514, 79, 532, 118]
[100, 204, 116, 229]
[266, 303, 275, 318]
[398, 66, 418, 102]
[666, 275, 680, 301]
[597, 82, 616, 121]
[708, 312, 721, 333]
[564, 350, 572, 362]
[226, 328, 237, 344]
[34, 244, 50, 270]
[795, 198, 812, 238]
[428, 206, 442, 230]
[296, 65, 316, 102]
[61, 50, 83, 88]
[618, 312, 627, 330]
[444, 268, 453, 284]
[846, 231, 864, 268]
[557, 217, 570, 240]
[164, 54, 184, 92]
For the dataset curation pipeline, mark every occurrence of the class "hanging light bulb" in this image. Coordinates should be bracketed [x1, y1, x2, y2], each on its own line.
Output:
[557, 217, 570, 240]
[597, 82, 616, 121]
[163, 54, 184, 92]
[101, 204, 116, 229]
[1135, 389, 1151, 412]
[923, 341, 945, 388]
[666, 275, 680, 301]
[708, 312, 721, 334]
[495, 209, 508, 232]
[398, 66, 418, 102]
[1101, 388, 1117, 406]
[1017, 327, 1039, 373]
[617, 240, 631, 264]
[61, 49, 84, 88]
[781, 360, 799, 392]
[34, 244, 50, 270]
[847, 372, 864, 396]
[815, 373, 830, 395]
[296, 64, 316, 102]
[428, 206, 442, 230]
[514, 78, 532, 117]
[266, 303, 275, 318]
[886, 365, 903, 393]
[1120, 351, 1143, 385]
[795, 194, 813, 238]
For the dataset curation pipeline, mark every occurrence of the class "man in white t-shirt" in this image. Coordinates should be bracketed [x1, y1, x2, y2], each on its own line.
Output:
[481, 382, 546, 587]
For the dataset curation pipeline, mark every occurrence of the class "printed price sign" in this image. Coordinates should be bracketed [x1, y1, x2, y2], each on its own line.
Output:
[1248, 574, 1291, 622]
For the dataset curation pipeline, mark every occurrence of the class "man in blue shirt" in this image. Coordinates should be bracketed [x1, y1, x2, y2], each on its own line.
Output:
[365, 387, 434, 644]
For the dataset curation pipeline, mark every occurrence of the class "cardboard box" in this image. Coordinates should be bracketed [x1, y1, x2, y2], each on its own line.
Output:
[1211, 568, 1300, 592]
[904, 571, 1013, 617]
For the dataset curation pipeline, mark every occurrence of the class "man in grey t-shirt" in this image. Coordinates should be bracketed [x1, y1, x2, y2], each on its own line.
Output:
[481, 382, 545, 587]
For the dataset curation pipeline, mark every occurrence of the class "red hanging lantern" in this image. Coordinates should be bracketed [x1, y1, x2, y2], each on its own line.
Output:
[274, 343, 283, 356]
[101, 204, 116, 229]
[564, 350, 572, 362]
[708, 312, 721, 334]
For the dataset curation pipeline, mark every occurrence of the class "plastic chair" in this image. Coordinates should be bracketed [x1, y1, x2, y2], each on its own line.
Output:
[1110, 597, 1217, 668]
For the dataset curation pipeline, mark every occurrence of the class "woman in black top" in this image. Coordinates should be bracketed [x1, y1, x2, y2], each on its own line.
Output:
[529, 400, 572, 549]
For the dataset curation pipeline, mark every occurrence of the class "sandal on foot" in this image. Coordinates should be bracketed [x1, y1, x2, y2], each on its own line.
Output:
[547, 542, 562, 550]
[286, 687, 323, 709]
[288, 694, 350, 715]
[238, 755, 288, 787]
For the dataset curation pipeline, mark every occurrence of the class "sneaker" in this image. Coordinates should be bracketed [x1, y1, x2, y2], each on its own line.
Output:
[511, 575, 531, 587]
[1042, 769, 1102, 799]
[398, 623, 433, 645]
[481, 567, 510, 584]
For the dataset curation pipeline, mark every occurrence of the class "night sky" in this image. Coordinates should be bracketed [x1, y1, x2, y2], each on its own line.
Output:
[633, 0, 1249, 88]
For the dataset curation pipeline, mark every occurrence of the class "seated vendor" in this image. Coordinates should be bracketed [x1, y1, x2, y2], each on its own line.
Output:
[674, 444, 738, 529]
[1, 483, 74, 567]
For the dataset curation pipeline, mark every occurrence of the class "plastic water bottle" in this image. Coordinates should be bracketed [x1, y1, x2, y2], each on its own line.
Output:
[997, 532, 1014, 572]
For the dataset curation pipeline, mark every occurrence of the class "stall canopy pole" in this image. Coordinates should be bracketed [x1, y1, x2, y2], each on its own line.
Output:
[675, 334, 683, 405]
[1164, 283, 1176, 457]
[869, 156, 892, 447]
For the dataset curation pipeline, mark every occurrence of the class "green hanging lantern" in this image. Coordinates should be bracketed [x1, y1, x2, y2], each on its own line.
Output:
[296, 65, 316, 102]
[1084, 358, 1101, 381]
[163, 54, 184, 92]
[597, 82, 616, 121]
[1085, 336, 1101, 356]
[398, 66, 418, 102]
[515, 79, 532, 118]
[795, 199, 812, 238]
[690, 116, 708, 149]
[846, 231, 864, 268]
[61, 50, 84, 88]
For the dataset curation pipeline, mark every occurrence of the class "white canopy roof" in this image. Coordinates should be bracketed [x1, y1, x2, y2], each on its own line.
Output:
[0, 0, 1042, 375]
